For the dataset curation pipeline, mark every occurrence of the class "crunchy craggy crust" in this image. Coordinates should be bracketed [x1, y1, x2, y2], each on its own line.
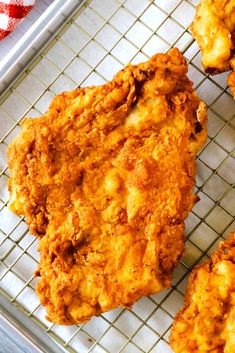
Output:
[190, 0, 235, 98]
[170, 232, 235, 353]
[8, 49, 207, 325]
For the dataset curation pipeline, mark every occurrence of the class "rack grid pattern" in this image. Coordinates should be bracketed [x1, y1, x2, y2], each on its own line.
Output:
[0, 1, 235, 352]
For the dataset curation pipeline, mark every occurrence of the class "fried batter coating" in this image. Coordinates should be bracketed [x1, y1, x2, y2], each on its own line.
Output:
[190, 0, 235, 97]
[8, 49, 207, 325]
[170, 233, 235, 353]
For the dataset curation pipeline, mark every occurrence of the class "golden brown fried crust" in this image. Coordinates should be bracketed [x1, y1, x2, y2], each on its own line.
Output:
[8, 48, 207, 325]
[170, 232, 235, 353]
[190, 0, 235, 98]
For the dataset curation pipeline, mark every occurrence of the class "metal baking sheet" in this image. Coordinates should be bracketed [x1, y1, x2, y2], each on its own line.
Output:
[0, 1, 235, 352]
[0, 0, 83, 96]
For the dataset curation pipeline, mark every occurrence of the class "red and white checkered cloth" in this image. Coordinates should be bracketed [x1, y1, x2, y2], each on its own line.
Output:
[0, 0, 35, 40]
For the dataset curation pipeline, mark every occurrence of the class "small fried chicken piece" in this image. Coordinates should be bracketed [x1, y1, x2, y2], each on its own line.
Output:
[190, 0, 235, 98]
[8, 49, 207, 325]
[228, 57, 235, 96]
[170, 232, 235, 353]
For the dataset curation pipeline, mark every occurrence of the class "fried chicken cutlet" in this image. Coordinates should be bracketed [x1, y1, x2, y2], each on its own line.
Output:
[190, 0, 235, 98]
[7, 49, 207, 325]
[170, 232, 235, 353]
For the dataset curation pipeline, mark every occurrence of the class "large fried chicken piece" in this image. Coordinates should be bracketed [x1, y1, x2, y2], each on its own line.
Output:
[190, 0, 235, 98]
[8, 49, 207, 325]
[170, 233, 235, 353]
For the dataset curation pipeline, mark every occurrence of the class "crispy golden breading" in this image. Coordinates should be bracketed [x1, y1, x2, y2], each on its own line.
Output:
[190, 0, 235, 98]
[8, 49, 207, 325]
[170, 233, 235, 353]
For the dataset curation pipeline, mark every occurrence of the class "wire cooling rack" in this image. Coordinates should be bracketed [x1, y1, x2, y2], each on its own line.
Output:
[0, 0, 235, 352]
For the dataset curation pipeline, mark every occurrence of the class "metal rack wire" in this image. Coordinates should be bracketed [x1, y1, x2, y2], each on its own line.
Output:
[0, 0, 234, 352]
